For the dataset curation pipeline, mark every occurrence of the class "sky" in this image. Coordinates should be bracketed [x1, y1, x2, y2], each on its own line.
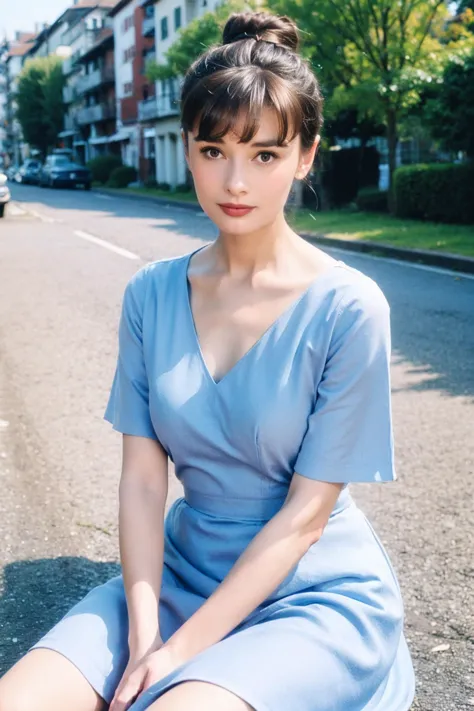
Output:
[1, 0, 70, 41]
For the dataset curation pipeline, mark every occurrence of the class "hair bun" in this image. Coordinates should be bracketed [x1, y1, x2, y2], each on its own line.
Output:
[222, 12, 299, 52]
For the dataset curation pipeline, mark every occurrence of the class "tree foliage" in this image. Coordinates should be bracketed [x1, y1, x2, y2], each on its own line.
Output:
[147, 0, 256, 81]
[16, 56, 65, 158]
[425, 51, 474, 158]
[267, 0, 474, 188]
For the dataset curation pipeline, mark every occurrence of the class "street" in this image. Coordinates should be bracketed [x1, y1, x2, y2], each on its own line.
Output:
[0, 183, 473, 710]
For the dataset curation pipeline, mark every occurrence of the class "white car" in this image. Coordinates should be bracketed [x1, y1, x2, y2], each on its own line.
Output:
[0, 172, 11, 218]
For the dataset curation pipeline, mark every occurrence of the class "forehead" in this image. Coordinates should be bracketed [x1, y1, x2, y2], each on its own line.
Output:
[191, 105, 299, 147]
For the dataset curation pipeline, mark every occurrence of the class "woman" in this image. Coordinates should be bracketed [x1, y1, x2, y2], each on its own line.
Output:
[0, 11, 416, 711]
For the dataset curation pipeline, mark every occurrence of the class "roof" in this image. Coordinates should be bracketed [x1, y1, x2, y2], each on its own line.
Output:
[28, 1, 119, 49]
[7, 43, 34, 58]
[16, 32, 37, 42]
[108, 0, 134, 17]
[71, 0, 119, 7]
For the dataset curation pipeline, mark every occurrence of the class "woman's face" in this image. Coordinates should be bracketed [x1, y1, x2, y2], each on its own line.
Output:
[183, 106, 318, 235]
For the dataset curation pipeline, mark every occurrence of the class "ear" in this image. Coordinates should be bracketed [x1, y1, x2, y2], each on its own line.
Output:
[295, 135, 320, 180]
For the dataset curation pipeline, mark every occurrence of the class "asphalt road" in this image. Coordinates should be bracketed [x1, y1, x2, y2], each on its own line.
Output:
[0, 183, 473, 710]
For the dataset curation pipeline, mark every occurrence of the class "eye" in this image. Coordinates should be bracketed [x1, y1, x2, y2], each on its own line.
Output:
[200, 147, 221, 159]
[257, 151, 278, 164]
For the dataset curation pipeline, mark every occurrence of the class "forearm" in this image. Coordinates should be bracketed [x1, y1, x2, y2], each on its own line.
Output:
[164, 498, 323, 662]
[119, 480, 166, 657]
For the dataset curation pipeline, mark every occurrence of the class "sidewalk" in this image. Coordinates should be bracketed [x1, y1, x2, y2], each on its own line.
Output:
[94, 187, 474, 276]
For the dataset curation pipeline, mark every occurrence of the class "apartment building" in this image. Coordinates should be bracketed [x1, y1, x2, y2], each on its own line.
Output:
[75, 29, 117, 161]
[59, 2, 119, 161]
[3, 33, 38, 166]
[0, 41, 9, 167]
[143, 0, 222, 188]
[109, 0, 140, 167]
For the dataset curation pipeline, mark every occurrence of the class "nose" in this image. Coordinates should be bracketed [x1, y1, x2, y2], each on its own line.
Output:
[223, 158, 249, 196]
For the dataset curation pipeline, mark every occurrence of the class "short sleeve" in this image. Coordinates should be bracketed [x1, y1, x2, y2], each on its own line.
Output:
[104, 267, 158, 440]
[293, 279, 395, 484]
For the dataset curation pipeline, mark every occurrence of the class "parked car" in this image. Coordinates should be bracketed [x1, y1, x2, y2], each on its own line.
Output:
[19, 158, 42, 185]
[6, 164, 21, 183]
[0, 172, 11, 218]
[39, 154, 91, 190]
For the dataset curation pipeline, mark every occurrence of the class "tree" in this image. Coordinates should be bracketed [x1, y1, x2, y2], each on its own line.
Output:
[267, 0, 473, 192]
[16, 56, 65, 158]
[425, 51, 474, 159]
[147, 0, 255, 82]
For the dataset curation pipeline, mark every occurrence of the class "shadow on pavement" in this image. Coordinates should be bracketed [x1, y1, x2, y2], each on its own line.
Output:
[8, 185, 474, 401]
[0, 557, 120, 675]
[8, 183, 210, 246]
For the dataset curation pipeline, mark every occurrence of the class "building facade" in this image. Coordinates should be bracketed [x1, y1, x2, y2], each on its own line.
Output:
[109, 0, 141, 167]
[76, 30, 117, 161]
[145, 0, 222, 188]
[3, 34, 38, 167]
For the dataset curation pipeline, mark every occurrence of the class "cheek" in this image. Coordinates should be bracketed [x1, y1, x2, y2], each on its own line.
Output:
[260, 164, 294, 198]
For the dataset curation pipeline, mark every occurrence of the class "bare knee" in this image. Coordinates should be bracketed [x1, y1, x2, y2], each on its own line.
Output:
[0, 649, 105, 711]
[149, 681, 256, 711]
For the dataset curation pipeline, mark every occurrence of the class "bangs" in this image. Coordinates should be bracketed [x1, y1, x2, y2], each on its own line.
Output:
[181, 67, 303, 146]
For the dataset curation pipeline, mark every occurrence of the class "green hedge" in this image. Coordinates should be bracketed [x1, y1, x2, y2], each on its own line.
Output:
[393, 163, 474, 224]
[87, 155, 122, 184]
[107, 165, 137, 188]
[356, 188, 388, 213]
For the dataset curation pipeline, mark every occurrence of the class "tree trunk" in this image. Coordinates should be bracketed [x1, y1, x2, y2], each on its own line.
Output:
[386, 108, 398, 212]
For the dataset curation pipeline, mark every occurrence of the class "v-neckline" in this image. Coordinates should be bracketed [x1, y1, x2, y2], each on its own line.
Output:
[183, 245, 342, 387]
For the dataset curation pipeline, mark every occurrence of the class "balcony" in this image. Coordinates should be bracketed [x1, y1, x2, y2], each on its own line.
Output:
[138, 97, 158, 121]
[76, 103, 116, 125]
[63, 84, 76, 104]
[76, 66, 115, 95]
[138, 94, 179, 121]
[62, 57, 74, 76]
[142, 15, 155, 36]
[62, 112, 78, 133]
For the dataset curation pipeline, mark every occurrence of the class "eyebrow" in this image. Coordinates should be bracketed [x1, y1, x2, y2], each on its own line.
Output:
[193, 137, 289, 148]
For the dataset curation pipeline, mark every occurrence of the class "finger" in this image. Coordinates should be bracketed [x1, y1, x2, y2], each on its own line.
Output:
[111, 671, 144, 711]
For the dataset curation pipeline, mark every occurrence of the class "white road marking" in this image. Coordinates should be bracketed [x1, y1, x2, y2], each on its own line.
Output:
[319, 243, 474, 281]
[73, 230, 140, 260]
[28, 209, 58, 224]
[95, 194, 113, 200]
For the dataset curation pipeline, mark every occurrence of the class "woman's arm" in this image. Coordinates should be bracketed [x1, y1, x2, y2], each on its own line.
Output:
[163, 476, 342, 663]
[119, 434, 169, 659]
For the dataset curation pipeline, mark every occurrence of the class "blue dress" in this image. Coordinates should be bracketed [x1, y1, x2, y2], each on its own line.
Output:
[30, 246, 416, 710]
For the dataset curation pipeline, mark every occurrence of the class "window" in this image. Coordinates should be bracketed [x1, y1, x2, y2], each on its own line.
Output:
[123, 15, 134, 32]
[160, 16, 168, 40]
[145, 5, 154, 18]
[123, 82, 133, 95]
[123, 46, 136, 63]
[174, 7, 181, 30]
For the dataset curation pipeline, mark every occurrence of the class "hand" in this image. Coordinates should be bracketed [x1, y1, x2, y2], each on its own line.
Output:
[109, 644, 185, 711]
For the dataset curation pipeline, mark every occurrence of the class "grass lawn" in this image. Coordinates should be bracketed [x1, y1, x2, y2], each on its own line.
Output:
[99, 186, 474, 259]
[124, 186, 199, 203]
[288, 207, 474, 259]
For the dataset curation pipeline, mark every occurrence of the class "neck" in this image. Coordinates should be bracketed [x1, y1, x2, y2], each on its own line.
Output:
[214, 212, 299, 278]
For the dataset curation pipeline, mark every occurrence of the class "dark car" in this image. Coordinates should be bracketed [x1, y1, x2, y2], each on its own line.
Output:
[0, 172, 11, 218]
[39, 154, 91, 190]
[19, 158, 42, 185]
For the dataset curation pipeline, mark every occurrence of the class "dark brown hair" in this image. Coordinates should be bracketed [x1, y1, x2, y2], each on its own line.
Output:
[180, 11, 323, 153]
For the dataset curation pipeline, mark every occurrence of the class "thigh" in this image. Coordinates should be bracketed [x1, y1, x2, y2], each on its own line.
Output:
[0, 649, 105, 711]
[148, 681, 255, 711]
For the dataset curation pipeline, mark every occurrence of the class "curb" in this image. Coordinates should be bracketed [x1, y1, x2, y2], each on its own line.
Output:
[300, 232, 474, 276]
[93, 188, 474, 276]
